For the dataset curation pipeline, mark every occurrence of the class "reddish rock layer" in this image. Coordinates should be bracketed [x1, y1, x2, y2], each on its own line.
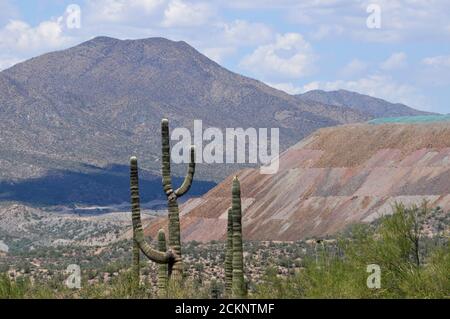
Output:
[146, 123, 450, 241]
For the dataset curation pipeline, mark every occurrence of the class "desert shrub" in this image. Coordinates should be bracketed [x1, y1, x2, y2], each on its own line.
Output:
[0, 274, 29, 298]
[254, 203, 449, 299]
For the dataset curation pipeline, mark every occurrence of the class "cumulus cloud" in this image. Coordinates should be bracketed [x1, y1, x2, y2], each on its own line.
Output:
[221, 20, 273, 45]
[0, 18, 71, 53]
[240, 33, 317, 79]
[380, 52, 407, 70]
[162, 0, 214, 27]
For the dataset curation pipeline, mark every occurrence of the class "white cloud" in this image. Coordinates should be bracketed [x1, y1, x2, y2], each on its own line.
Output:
[162, 0, 214, 27]
[304, 74, 429, 110]
[240, 33, 317, 79]
[422, 55, 450, 68]
[221, 20, 273, 45]
[0, 19, 70, 53]
[380, 52, 407, 70]
[339, 59, 367, 78]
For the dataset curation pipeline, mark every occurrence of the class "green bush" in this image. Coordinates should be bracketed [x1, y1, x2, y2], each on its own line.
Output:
[254, 203, 449, 298]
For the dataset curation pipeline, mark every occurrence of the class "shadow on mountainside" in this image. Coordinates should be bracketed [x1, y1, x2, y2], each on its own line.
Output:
[0, 164, 216, 206]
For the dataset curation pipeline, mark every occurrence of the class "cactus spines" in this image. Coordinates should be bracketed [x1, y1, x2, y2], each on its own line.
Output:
[130, 156, 174, 265]
[231, 176, 246, 298]
[157, 229, 168, 298]
[225, 207, 233, 296]
[161, 119, 195, 280]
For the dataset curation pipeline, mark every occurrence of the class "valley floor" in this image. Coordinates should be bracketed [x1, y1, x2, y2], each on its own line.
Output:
[0, 202, 448, 299]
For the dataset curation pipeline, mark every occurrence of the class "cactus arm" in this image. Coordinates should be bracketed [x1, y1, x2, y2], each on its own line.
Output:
[225, 207, 233, 296]
[231, 176, 247, 298]
[157, 229, 168, 298]
[174, 146, 195, 197]
[130, 156, 172, 264]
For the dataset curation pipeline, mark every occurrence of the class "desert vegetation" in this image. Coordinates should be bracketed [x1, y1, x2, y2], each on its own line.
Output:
[0, 119, 448, 299]
[0, 202, 448, 299]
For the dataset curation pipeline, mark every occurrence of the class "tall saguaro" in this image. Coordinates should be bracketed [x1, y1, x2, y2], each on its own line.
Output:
[161, 118, 195, 280]
[231, 176, 246, 298]
[130, 118, 195, 286]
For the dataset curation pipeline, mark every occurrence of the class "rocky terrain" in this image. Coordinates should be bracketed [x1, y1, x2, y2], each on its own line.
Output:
[0, 37, 429, 194]
[145, 122, 450, 241]
[0, 203, 159, 249]
[0, 36, 363, 185]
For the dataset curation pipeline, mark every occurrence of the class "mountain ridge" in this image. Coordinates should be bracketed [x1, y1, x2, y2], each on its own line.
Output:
[0, 36, 366, 184]
[297, 89, 434, 118]
[0, 36, 432, 207]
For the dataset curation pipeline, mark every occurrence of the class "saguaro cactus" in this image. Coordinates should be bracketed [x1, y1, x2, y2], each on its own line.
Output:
[157, 229, 168, 298]
[231, 176, 246, 298]
[161, 118, 195, 280]
[130, 118, 195, 285]
[130, 156, 174, 266]
[225, 208, 233, 296]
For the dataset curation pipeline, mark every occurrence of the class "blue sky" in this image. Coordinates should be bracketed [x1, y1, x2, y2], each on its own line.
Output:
[0, 0, 449, 113]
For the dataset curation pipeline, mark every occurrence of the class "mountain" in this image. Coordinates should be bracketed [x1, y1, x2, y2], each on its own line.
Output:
[0, 36, 372, 189]
[297, 89, 433, 118]
[145, 122, 450, 241]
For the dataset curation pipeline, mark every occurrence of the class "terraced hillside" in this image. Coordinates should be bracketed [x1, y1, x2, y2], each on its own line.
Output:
[146, 123, 450, 241]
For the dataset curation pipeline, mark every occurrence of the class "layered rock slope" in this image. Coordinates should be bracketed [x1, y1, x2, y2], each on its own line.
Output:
[146, 123, 450, 241]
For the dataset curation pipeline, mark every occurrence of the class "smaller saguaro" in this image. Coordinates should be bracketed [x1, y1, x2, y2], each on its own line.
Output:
[231, 176, 246, 298]
[225, 208, 233, 296]
[157, 229, 168, 298]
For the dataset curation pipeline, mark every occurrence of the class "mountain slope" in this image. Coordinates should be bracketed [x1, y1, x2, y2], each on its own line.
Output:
[0, 37, 373, 185]
[297, 89, 433, 118]
[145, 122, 450, 241]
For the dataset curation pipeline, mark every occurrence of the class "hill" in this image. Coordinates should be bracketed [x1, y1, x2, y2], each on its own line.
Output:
[297, 89, 433, 118]
[145, 122, 450, 241]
